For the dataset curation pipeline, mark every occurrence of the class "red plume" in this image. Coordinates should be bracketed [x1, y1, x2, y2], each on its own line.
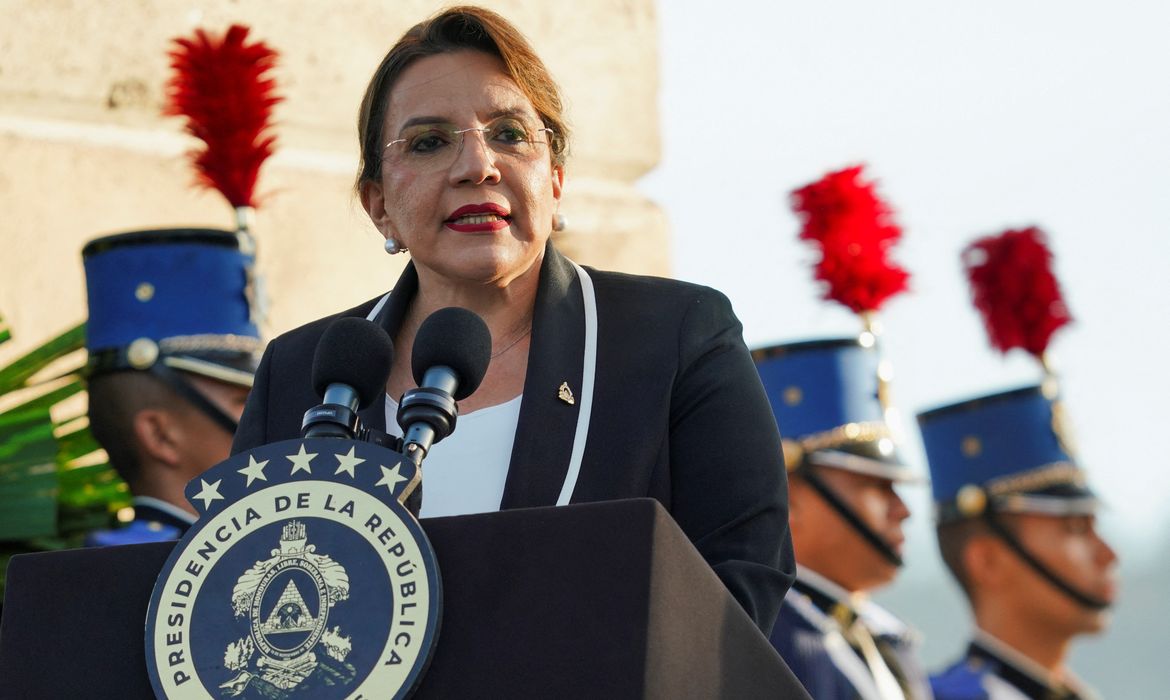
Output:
[963, 226, 1072, 358]
[164, 24, 281, 209]
[790, 165, 910, 314]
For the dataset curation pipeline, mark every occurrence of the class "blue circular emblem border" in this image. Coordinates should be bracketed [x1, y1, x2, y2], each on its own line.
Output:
[144, 437, 443, 699]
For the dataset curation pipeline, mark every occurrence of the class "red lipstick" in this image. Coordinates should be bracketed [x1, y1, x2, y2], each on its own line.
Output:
[445, 203, 511, 233]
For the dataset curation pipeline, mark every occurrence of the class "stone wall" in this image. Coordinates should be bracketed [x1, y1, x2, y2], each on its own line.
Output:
[0, 0, 667, 358]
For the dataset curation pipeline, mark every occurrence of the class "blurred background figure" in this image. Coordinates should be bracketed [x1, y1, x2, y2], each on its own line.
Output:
[83, 229, 261, 545]
[756, 338, 932, 700]
[917, 226, 1117, 699]
[919, 386, 1117, 700]
[83, 24, 279, 546]
[756, 166, 931, 698]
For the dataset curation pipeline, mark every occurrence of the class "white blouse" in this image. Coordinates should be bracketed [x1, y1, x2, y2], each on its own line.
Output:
[383, 394, 523, 518]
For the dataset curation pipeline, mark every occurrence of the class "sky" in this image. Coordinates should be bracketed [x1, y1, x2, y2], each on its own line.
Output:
[638, 1, 1170, 690]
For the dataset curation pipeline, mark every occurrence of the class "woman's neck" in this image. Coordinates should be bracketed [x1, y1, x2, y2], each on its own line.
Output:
[408, 260, 541, 336]
[387, 260, 539, 409]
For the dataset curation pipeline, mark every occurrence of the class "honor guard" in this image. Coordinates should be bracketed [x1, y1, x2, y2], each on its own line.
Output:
[918, 386, 1116, 700]
[918, 226, 1117, 699]
[83, 228, 263, 545]
[755, 337, 933, 700]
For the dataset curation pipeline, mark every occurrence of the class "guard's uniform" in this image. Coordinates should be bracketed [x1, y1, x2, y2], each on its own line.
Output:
[771, 569, 932, 700]
[82, 228, 263, 546]
[84, 496, 196, 546]
[930, 631, 1098, 700]
[754, 338, 932, 700]
[918, 386, 1107, 700]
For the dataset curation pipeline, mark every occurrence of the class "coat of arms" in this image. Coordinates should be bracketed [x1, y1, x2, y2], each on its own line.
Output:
[219, 520, 355, 695]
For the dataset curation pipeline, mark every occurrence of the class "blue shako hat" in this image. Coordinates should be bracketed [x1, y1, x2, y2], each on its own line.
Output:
[752, 337, 915, 482]
[917, 383, 1097, 523]
[82, 227, 263, 388]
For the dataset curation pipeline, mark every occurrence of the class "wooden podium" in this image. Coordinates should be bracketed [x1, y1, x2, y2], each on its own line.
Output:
[0, 498, 809, 698]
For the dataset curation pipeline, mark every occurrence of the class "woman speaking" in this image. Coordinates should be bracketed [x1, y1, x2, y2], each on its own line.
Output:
[232, 5, 793, 632]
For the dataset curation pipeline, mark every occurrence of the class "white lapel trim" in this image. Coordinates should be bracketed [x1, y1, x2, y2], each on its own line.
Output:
[365, 292, 391, 322]
[556, 261, 597, 505]
[785, 592, 888, 700]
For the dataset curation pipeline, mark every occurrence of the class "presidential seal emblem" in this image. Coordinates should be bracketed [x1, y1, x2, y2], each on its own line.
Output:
[145, 438, 441, 699]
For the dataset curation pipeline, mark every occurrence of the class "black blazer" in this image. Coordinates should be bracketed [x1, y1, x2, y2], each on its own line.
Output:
[233, 243, 795, 633]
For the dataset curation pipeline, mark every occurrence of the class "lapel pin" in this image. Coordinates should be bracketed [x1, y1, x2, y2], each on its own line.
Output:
[558, 382, 575, 405]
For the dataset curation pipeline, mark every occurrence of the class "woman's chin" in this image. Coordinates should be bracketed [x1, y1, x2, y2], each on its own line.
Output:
[422, 248, 540, 286]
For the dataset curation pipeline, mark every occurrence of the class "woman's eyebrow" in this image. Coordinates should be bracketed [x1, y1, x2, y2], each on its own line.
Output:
[398, 115, 450, 131]
[484, 107, 532, 121]
[398, 107, 535, 132]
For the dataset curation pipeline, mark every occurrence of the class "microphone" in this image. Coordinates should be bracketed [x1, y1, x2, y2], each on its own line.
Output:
[302, 318, 395, 439]
[397, 307, 492, 463]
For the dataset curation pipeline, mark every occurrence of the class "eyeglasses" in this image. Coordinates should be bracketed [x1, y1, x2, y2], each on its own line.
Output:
[383, 116, 554, 173]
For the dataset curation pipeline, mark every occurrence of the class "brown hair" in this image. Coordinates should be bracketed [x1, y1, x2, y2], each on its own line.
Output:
[355, 5, 570, 190]
[936, 517, 1021, 601]
[936, 520, 981, 599]
[87, 372, 192, 487]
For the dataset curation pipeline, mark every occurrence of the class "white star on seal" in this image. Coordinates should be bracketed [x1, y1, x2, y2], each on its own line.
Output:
[287, 444, 317, 475]
[335, 447, 366, 478]
[375, 462, 408, 494]
[193, 479, 224, 510]
[238, 455, 270, 487]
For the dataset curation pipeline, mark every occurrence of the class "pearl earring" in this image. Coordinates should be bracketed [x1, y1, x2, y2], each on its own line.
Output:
[552, 213, 567, 232]
[384, 237, 406, 255]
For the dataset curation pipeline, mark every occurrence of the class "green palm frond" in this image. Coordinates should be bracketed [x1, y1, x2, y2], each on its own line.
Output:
[0, 319, 130, 599]
[0, 406, 58, 540]
[0, 323, 86, 395]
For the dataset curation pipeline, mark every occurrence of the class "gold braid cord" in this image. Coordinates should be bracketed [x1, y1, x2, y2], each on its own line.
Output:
[782, 421, 891, 471]
[159, 334, 263, 354]
[984, 462, 1085, 497]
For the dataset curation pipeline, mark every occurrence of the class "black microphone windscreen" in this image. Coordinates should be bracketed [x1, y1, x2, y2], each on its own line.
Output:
[411, 307, 492, 400]
[311, 318, 395, 409]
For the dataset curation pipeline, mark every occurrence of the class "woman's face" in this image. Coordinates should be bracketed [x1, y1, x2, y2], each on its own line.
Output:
[362, 50, 564, 289]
